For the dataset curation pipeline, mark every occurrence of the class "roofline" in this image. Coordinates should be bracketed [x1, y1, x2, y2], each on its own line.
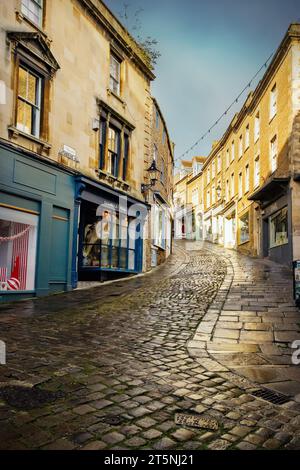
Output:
[152, 97, 174, 162]
[201, 23, 300, 172]
[78, 0, 156, 81]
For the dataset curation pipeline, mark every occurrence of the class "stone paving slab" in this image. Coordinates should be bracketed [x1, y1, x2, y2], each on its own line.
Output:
[187, 241, 300, 404]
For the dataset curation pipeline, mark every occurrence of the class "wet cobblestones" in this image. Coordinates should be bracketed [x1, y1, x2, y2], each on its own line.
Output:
[0, 243, 300, 450]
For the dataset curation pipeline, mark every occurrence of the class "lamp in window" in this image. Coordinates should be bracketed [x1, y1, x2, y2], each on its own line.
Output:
[216, 185, 222, 200]
[141, 159, 160, 193]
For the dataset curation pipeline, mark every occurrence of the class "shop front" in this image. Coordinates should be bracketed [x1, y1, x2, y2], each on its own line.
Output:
[223, 203, 237, 249]
[0, 142, 75, 301]
[75, 177, 147, 283]
[151, 193, 172, 267]
[249, 177, 292, 266]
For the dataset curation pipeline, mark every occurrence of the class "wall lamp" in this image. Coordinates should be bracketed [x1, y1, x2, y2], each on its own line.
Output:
[141, 159, 160, 193]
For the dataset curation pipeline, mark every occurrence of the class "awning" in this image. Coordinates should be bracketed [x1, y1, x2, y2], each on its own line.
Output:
[248, 177, 290, 204]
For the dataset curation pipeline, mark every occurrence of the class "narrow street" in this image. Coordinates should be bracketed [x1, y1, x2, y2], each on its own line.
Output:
[0, 242, 299, 450]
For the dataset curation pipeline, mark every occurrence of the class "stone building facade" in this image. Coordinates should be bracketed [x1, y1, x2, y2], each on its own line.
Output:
[148, 98, 174, 267]
[0, 0, 173, 300]
[178, 24, 300, 268]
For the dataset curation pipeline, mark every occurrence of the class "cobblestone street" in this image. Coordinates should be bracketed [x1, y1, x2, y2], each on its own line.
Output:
[1, 242, 300, 450]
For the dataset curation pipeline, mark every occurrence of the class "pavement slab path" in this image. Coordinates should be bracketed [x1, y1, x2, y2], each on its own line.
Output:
[0, 242, 300, 450]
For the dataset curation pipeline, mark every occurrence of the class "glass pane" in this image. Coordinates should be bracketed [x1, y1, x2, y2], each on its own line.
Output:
[101, 212, 112, 243]
[128, 250, 135, 271]
[111, 247, 119, 268]
[27, 71, 37, 104]
[17, 99, 32, 134]
[120, 225, 128, 248]
[119, 248, 127, 269]
[18, 67, 27, 99]
[101, 245, 110, 268]
[82, 245, 100, 267]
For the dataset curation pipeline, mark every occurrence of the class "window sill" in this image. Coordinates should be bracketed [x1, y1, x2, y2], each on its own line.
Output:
[238, 239, 250, 246]
[15, 11, 48, 40]
[269, 114, 277, 125]
[254, 138, 260, 145]
[96, 169, 130, 191]
[107, 88, 126, 108]
[269, 241, 289, 249]
[8, 126, 51, 150]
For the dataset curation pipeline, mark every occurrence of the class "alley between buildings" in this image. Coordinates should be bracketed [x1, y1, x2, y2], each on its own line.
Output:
[0, 242, 300, 450]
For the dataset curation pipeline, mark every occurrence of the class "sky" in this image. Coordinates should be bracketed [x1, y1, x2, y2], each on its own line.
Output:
[104, 0, 300, 167]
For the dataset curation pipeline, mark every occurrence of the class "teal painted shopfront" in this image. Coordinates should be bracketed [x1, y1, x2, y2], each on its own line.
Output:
[0, 142, 75, 301]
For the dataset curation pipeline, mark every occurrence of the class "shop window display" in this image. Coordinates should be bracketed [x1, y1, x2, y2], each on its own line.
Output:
[0, 207, 38, 292]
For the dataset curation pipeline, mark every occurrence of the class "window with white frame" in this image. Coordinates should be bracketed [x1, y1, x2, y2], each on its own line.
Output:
[16, 64, 42, 137]
[110, 53, 121, 95]
[230, 173, 235, 198]
[21, 0, 43, 27]
[207, 167, 210, 184]
[212, 184, 216, 205]
[270, 84, 277, 120]
[254, 156, 260, 187]
[192, 188, 199, 206]
[245, 164, 250, 193]
[217, 180, 221, 200]
[226, 149, 230, 167]
[245, 125, 250, 150]
[254, 112, 260, 142]
[217, 154, 221, 173]
[231, 141, 235, 162]
[270, 135, 278, 173]
[206, 190, 210, 208]
[239, 135, 243, 158]
[153, 144, 158, 161]
[212, 161, 215, 179]
[226, 179, 229, 201]
[238, 172, 243, 198]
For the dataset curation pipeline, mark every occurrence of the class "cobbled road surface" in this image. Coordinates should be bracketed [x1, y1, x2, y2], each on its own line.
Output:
[0, 242, 300, 450]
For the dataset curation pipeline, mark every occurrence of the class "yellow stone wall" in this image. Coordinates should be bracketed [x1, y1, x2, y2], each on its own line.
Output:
[0, 0, 153, 201]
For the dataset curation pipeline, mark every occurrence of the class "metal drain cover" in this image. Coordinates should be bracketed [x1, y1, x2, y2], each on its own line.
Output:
[0, 385, 64, 410]
[251, 388, 290, 405]
[100, 415, 126, 426]
[175, 413, 219, 431]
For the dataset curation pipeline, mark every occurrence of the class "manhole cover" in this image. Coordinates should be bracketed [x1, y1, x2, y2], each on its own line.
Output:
[0, 386, 65, 410]
[251, 388, 290, 405]
[175, 413, 219, 431]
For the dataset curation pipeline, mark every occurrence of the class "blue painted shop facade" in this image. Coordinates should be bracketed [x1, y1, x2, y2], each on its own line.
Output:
[73, 176, 147, 285]
[0, 142, 75, 301]
[0, 143, 147, 301]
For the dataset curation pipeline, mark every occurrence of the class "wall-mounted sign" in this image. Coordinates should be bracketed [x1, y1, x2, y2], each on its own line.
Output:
[59, 145, 79, 162]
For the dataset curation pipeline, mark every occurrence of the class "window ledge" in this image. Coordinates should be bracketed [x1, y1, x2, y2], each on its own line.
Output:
[8, 126, 51, 150]
[269, 114, 277, 124]
[15, 10, 48, 40]
[96, 169, 130, 191]
[107, 88, 126, 108]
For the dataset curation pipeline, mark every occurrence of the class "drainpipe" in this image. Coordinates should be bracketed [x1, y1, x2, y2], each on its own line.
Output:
[71, 178, 86, 289]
